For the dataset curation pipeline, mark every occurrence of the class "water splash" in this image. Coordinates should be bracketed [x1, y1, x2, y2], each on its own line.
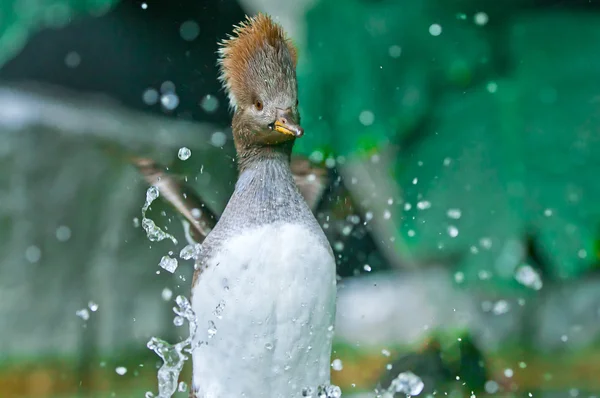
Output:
[159, 255, 178, 273]
[141, 186, 178, 245]
[180, 243, 202, 260]
[302, 384, 342, 398]
[147, 295, 198, 398]
[377, 371, 424, 397]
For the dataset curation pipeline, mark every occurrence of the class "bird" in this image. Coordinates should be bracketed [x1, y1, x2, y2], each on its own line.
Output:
[189, 13, 337, 398]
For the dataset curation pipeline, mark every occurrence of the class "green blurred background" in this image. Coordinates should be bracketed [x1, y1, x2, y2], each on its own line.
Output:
[1, 0, 599, 397]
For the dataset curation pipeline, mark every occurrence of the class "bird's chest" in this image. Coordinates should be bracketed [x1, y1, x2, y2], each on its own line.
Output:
[191, 223, 337, 396]
[195, 221, 334, 298]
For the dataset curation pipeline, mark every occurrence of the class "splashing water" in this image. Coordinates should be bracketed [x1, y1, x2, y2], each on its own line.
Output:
[302, 384, 342, 398]
[147, 295, 198, 398]
[141, 186, 178, 245]
[159, 255, 179, 273]
[377, 371, 424, 397]
[180, 243, 203, 260]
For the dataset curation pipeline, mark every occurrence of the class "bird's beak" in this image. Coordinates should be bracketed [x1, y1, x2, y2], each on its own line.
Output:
[273, 108, 304, 138]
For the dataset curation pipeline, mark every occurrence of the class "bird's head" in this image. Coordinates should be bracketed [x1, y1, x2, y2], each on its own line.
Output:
[218, 14, 302, 150]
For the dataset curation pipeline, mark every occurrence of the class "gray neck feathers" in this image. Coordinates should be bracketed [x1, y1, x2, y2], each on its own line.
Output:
[217, 152, 316, 232]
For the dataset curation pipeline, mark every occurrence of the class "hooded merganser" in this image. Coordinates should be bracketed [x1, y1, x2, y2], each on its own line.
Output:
[189, 14, 337, 397]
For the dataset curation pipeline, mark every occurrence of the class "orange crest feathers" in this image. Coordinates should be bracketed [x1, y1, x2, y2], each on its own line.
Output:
[217, 13, 298, 109]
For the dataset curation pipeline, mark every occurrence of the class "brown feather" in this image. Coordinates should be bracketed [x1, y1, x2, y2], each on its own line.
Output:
[217, 13, 297, 108]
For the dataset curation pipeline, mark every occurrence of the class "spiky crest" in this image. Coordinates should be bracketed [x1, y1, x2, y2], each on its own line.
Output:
[217, 13, 298, 109]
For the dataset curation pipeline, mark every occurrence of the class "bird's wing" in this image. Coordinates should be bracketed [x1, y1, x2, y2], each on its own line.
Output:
[131, 155, 328, 245]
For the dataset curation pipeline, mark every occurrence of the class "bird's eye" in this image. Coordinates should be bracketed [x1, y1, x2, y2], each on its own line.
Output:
[254, 100, 263, 111]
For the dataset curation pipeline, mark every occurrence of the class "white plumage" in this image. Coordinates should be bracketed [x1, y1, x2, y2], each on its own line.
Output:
[191, 222, 337, 398]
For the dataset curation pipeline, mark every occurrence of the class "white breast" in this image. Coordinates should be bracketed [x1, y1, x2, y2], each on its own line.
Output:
[191, 223, 337, 398]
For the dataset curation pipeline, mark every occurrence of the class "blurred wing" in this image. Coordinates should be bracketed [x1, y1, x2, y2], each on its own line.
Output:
[290, 155, 329, 212]
[130, 156, 328, 244]
[131, 156, 217, 244]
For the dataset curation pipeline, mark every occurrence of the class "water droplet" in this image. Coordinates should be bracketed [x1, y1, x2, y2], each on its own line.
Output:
[487, 81, 498, 93]
[383, 210, 392, 219]
[25, 245, 41, 263]
[447, 209, 462, 219]
[143, 186, 159, 214]
[331, 358, 343, 371]
[56, 225, 72, 241]
[161, 93, 180, 111]
[417, 200, 431, 210]
[504, 368, 514, 378]
[65, 51, 81, 68]
[88, 301, 99, 312]
[200, 94, 219, 113]
[173, 316, 184, 327]
[474, 12, 489, 26]
[544, 208, 553, 217]
[515, 264, 543, 290]
[159, 256, 178, 273]
[178, 381, 188, 392]
[213, 300, 225, 319]
[454, 272, 465, 283]
[178, 147, 191, 161]
[76, 308, 90, 321]
[388, 45, 402, 58]
[141, 2, 148, 9]
[359, 110, 375, 126]
[312, 384, 342, 398]
[429, 23, 442, 36]
[480, 237, 492, 249]
[160, 81, 175, 94]
[493, 300, 510, 315]
[142, 218, 178, 245]
[382, 349, 391, 357]
[265, 342, 274, 350]
[387, 371, 424, 396]
[363, 264, 372, 272]
[485, 380, 499, 394]
[208, 321, 217, 338]
[179, 20, 200, 41]
[161, 288, 173, 301]
[180, 243, 202, 260]
[210, 131, 227, 147]
[115, 366, 127, 375]
[142, 88, 159, 105]
[447, 225, 459, 238]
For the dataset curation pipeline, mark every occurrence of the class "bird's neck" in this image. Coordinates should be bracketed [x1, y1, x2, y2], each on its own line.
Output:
[234, 142, 296, 194]
[235, 140, 294, 175]
[220, 135, 312, 228]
